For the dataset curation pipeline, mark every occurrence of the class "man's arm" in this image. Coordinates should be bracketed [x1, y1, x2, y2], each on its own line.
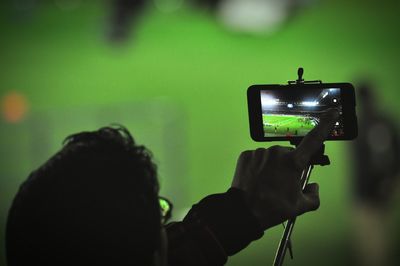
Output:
[167, 188, 263, 266]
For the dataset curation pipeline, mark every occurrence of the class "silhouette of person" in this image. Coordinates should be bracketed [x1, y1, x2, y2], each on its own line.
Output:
[6, 109, 339, 266]
[107, 0, 147, 43]
[351, 83, 400, 266]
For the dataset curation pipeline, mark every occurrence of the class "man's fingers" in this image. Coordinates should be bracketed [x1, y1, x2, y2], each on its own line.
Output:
[298, 183, 320, 214]
[293, 109, 339, 169]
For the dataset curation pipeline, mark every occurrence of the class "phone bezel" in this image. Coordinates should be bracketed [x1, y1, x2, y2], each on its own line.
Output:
[247, 82, 358, 142]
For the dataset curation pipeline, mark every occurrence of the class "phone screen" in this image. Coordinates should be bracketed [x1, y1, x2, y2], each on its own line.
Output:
[260, 88, 343, 137]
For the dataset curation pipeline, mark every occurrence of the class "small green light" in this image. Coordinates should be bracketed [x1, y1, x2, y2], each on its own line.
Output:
[159, 198, 171, 217]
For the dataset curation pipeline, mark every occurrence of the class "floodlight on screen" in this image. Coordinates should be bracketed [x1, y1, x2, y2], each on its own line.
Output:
[301, 101, 319, 106]
[262, 95, 279, 106]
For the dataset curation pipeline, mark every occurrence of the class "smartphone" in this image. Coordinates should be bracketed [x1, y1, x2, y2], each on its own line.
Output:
[247, 83, 357, 142]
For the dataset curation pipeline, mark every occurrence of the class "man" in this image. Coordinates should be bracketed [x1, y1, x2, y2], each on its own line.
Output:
[351, 84, 400, 266]
[6, 109, 338, 266]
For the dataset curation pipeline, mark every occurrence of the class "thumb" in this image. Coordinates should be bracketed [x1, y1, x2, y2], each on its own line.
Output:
[298, 183, 320, 214]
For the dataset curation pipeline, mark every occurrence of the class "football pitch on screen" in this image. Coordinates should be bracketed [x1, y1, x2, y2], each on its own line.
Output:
[262, 114, 316, 137]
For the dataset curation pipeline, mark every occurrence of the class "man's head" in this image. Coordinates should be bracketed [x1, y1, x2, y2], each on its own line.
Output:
[6, 126, 161, 265]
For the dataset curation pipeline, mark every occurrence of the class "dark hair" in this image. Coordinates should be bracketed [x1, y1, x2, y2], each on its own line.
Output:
[6, 126, 160, 265]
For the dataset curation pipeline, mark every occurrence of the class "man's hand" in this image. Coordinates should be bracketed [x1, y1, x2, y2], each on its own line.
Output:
[231, 109, 339, 230]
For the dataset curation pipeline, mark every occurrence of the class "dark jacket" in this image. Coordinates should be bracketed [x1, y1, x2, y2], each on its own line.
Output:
[167, 188, 264, 266]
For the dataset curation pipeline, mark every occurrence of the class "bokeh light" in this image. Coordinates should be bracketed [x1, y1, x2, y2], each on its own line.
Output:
[1, 91, 29, 123]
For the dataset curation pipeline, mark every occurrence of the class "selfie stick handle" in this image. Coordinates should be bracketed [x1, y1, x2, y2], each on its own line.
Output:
[273, 164, 314, 266]
[273, 141, 329, 266]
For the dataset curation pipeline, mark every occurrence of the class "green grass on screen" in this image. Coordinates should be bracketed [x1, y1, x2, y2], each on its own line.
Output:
[263, 114, 315, 136]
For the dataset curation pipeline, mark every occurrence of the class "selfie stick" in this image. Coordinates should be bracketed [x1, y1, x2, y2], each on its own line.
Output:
[273, 68, 329, 266]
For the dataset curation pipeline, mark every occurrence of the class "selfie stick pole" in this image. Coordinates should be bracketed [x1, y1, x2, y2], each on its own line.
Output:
[273, 147, 329, 266]
[273, 68, 328, 266]
[273, 165, 312, 266]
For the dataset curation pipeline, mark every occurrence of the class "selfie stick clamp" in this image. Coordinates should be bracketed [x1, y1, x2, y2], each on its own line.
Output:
[288, 67, 322, 85]
[273, 68, 329, 266]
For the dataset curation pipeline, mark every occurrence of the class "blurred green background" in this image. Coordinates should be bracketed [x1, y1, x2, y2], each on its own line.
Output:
[1, 0, 400, 265]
